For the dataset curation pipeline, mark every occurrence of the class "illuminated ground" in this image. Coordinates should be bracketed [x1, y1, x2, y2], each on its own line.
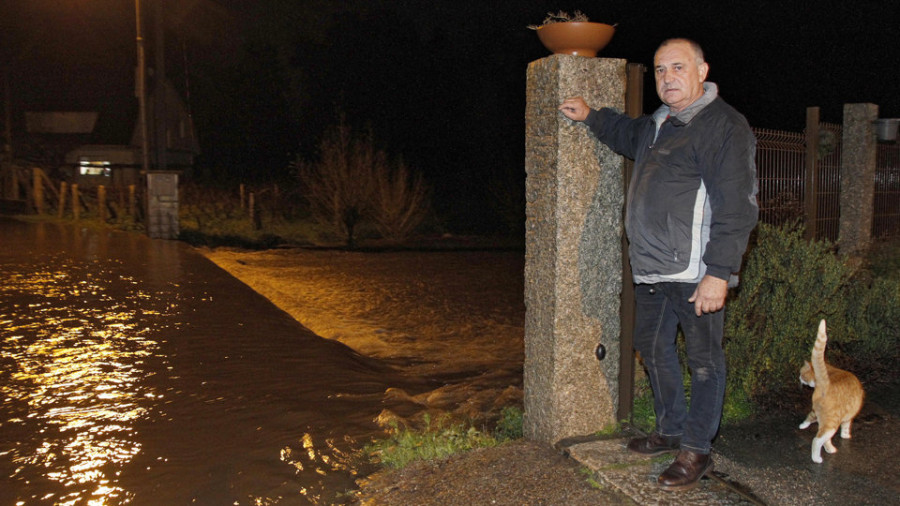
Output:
[199, 245, 638, 503]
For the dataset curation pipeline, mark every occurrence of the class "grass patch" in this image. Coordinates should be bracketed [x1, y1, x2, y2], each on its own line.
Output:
[579, 467, 605, 489]
[594, 422, 625, 437]
[365, 417, 497, 469]
[364, 408, 525, 470]
[493, 406, 524, 441]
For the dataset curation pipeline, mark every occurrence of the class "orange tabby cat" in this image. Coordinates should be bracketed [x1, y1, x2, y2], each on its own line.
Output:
[798, 319, 865, 463]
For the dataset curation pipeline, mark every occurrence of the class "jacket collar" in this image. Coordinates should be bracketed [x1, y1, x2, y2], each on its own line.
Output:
[652, 82, 719, 126]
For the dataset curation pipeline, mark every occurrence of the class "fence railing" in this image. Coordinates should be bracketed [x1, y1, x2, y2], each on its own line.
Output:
[815, 122, 843, 242]
[754, 127, 806, 228]
[754, 124, 899, 242]
[874, 143, 900, 238]
[1, 166, 144, 223]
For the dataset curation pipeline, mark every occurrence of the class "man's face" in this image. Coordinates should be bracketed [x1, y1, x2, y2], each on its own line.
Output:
[654, 41, 709, 113]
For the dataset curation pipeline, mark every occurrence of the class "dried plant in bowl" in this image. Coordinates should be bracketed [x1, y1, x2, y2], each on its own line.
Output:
[527, 10, 590, 30]
[528, 10, 615, 57]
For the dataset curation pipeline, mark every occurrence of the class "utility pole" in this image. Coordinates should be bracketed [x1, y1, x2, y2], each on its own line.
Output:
[135, 0, 150, 174]
[154, 0, 167, 171]
[3, 71, 11, 160]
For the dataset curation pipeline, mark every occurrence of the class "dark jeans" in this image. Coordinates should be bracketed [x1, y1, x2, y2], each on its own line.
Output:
[633, 282, 726, 455]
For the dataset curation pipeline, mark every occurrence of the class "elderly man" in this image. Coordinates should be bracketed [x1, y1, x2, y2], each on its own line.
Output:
[559, 38, 758, 491]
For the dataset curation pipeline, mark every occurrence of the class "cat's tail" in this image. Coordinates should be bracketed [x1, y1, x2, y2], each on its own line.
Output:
[812, 319, 830, 389]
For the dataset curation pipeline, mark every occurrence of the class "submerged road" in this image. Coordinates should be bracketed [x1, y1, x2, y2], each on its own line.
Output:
[0, 218, 415, 505]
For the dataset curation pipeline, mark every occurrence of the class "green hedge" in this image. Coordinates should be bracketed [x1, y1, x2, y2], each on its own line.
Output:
[722, 223, 900, 413]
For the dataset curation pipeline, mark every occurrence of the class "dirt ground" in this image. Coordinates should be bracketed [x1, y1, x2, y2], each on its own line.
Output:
[199, 245, 634, 505]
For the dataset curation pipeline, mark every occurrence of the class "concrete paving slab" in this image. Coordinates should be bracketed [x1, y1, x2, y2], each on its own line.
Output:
[566, 438, 753, 505]
[561, 386, 899, 506]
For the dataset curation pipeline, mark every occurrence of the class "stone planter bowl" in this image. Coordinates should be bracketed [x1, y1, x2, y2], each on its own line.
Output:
[536, 22, 615, 57]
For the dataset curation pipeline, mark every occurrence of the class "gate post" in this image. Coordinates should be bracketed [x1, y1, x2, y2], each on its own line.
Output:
[524, 55, 626, 444]
[146, 171, 180, 239]
[617, 63, 645, 423]
[839, 103, 878, 254]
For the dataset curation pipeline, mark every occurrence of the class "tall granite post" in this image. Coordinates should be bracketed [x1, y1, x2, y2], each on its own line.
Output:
[524, 55, 626, 444]
[839, 103, 878, 255]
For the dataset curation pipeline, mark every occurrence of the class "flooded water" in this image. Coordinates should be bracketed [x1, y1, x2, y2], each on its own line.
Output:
[0, 218, 422, 505]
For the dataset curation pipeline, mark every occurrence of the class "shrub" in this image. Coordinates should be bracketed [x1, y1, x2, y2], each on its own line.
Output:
[295, 119, 431, 248]
[369, 156, 431, 243]
[724, 222, 860, 407]
[841, 267, 900, 384]
[295, 122, 377, 248]
[866, 237, 900, 280]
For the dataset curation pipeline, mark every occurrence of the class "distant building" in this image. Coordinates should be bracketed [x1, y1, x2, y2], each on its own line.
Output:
[18, 78, 199, 188]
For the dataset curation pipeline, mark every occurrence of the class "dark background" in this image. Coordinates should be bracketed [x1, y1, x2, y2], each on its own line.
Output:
[2, 0, 898, 233]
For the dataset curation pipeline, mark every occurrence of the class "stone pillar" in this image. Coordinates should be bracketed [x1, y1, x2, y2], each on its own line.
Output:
[839, 103, 878, 255]
[524, 55, 626, 444]
[146, 171, 180, 239]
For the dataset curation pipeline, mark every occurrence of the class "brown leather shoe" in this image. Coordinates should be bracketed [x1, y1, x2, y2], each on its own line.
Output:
[657, 450, 713, 492]
[626, 432, 680, 456]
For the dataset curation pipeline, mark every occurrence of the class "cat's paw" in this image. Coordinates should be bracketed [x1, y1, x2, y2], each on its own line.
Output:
[812, 439, 826, 463]
[799, 421, 811, 429]
[825, 442, 837, 454]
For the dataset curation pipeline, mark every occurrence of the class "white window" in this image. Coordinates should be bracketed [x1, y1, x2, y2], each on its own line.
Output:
[79, 159, 112, 177]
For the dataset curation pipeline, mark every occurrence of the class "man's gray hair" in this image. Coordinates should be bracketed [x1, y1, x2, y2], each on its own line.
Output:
[657, 38, 705, 65]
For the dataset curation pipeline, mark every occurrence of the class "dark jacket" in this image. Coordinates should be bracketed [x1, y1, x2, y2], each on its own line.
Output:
[583, 83, 758, 285]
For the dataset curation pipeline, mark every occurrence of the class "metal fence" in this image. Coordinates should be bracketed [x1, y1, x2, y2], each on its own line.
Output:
[753, 125, 899, 242]
[754, 127, 807, 230]
[874, 142, 900, 238]
[816, 123, 843, 242]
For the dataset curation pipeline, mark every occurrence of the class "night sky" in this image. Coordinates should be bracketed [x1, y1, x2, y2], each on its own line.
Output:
[3, 0, 898, 231]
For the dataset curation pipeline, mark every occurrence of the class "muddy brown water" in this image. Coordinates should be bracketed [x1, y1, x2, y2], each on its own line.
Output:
[0, 218, 428, 505]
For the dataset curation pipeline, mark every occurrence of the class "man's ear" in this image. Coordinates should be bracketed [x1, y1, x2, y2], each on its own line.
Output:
[698, 62, 710, 82]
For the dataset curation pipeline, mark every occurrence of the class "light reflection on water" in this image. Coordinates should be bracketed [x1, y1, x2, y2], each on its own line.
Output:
[1, 219, 416, 505]
[1, 252, 171, 505]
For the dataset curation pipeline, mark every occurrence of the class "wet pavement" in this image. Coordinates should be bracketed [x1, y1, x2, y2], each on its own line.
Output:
[565, 385, 900, 505]
[0, 218, 427, 505]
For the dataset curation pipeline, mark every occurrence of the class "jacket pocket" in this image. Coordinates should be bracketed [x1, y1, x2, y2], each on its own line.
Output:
[666, 213, 691, 269]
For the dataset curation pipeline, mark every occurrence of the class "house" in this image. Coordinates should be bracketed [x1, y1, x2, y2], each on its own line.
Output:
[18, 77, 199, 189]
